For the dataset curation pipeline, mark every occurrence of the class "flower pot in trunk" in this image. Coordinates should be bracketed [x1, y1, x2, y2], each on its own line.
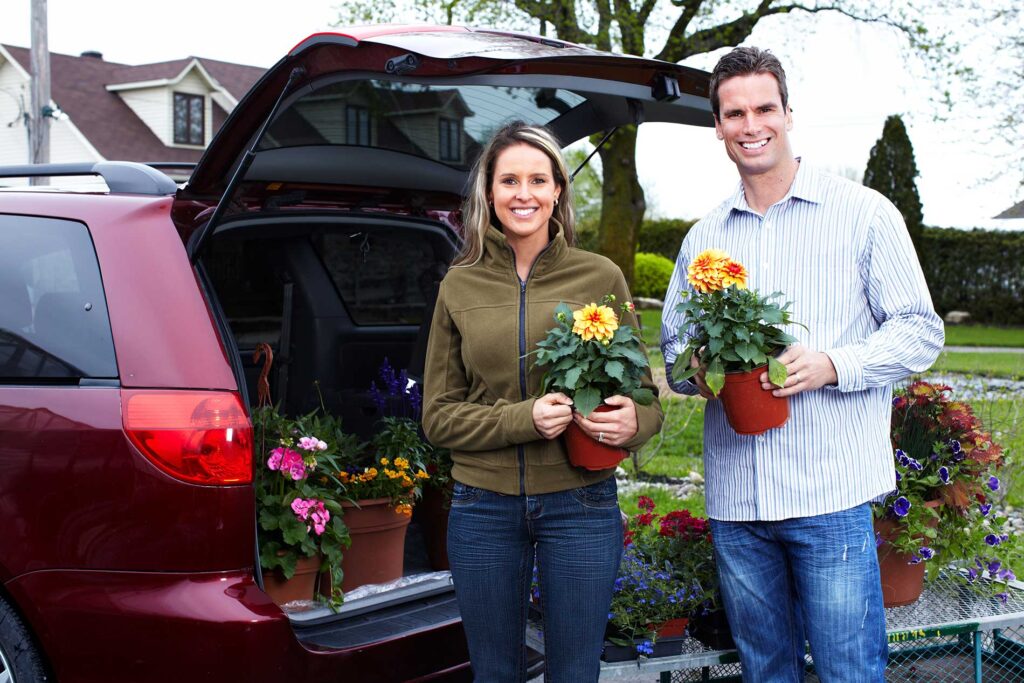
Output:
[418, 483, 451, 571]
[719, 365, 789, 436]
[563, 404, 628, 471]
[340, 497, 412, 592]
[262, 554, 323, 607]
[874, 500, 942, 607]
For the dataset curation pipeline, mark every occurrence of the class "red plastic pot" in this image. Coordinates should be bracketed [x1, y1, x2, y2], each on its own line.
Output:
[563, 404, 628, 471]
[719, 365, 789, 435]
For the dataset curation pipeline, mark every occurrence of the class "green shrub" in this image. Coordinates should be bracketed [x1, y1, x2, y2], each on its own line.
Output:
[633, 252, 674, 299]
[638, 218, 696, 261]
[922, 227, 1024, 325]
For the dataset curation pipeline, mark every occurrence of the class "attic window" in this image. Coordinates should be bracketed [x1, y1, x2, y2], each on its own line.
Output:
[439, 118, 460, 162]
[173, 93, 205, 145]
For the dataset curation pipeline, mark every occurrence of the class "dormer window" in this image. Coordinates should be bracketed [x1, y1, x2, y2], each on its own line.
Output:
[439, 118, 460, 162]
[173, 92, 205, 145]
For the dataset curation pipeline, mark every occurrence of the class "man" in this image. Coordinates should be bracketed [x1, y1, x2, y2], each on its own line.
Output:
[661, 47, 943, 681]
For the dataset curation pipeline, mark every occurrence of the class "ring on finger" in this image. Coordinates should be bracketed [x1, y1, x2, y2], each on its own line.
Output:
[793, 371, 801, 383]
[598, 431, 605, 443]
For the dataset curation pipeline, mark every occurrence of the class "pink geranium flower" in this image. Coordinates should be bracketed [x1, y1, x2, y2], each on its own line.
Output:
[277, 448, 306, 480]
[291, 498, 329, 535]
[298, 436, 328, 451]
[267, 447, 286, 470]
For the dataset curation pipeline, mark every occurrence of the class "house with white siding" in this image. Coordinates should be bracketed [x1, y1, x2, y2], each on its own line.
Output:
[0, 45, 266, 184]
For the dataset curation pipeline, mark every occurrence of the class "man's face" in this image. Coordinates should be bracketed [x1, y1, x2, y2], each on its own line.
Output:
[714, 73, 794, 178]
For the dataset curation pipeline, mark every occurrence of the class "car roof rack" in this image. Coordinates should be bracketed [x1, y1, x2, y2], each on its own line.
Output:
[0, 161, 177, 196]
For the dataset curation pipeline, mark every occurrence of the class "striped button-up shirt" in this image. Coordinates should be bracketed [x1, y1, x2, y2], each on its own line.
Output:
[661, 162, 944, 522]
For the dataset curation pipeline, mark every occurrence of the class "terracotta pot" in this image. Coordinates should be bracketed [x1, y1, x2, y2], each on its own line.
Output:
[718, 365, 789, 436]
[262, 553, 322, 606]
[418, 483, 451, 571]
[340, 497, 412, 592]
[874, 500, 942, 607]
[563, 404, 628, 471]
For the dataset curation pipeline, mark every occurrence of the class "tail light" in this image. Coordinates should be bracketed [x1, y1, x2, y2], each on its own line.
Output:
[122, 390, 252, 485]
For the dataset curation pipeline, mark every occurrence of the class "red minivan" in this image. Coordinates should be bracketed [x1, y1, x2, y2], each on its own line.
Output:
[0, 25, 711, 682]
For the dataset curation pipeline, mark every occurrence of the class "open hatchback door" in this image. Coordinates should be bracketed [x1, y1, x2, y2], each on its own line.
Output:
[170, 26, 712, 682]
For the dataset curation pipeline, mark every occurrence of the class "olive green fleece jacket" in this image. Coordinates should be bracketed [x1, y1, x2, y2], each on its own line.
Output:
[422, 225, 663, 495]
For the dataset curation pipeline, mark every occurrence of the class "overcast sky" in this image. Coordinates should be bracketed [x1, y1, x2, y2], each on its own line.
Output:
[1, 1, 1016, 228]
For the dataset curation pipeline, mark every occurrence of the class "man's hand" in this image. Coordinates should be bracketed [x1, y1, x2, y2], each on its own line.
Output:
[760, 344, 838, 397]
[572, 395, 638, 447]
[533, 393, 574, 439]
[688, 353, 717, 400]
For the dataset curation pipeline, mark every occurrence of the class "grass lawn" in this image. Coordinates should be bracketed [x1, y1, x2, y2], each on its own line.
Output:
[931, 351, 1024, 379]
[945, 325, 1024, 348]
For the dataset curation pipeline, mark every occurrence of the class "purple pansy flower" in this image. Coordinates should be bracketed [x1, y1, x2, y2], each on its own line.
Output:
[980, 503, 992, 516]
[892, 496, 911, 518]
[919, 547, 935, 560]
[988, 476, 1001, 492]
[985, 534, 1001, 547]
[938, 466, 950, 484]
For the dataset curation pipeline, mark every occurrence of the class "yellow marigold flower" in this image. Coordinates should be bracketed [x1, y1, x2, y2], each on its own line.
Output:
[402, 476, 413, 487]
[572, 303, 619, 342]
[379, 457, 390, 466]
[366, 467, 378, 477]
[396, 503, 413, 517]
[338, 471, 350, 482]
[687, 249, 729, 293]
[394, 457, 410, 470]
[720, 259, 748, 289]
[415, 470, 430, 480]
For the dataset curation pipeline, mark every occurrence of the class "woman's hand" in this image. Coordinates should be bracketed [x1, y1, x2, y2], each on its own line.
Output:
[533, 393, 574, 439]
[572, 395, 638, 447]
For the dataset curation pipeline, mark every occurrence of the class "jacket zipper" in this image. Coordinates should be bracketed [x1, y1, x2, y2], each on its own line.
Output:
[510, 239, 556, 496]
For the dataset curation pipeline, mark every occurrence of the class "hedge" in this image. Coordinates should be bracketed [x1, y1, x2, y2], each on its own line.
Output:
[633, 252, 675, 299]
[921, 227, 1024, 325]
[638, 218, 695, 261]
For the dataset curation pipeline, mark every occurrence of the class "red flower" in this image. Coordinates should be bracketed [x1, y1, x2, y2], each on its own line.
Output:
[636, 512, 655, 527]
[638, 496, 655, 512]
[623, 530, 634, 546]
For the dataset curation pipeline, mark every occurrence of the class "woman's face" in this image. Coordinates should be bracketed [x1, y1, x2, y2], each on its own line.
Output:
[489, 142, 562, 251]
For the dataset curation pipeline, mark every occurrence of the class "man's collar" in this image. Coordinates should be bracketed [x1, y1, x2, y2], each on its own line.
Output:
[728, 158, 823, 215]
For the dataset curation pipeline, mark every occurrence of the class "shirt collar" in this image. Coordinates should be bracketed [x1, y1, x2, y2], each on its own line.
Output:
[727, 158, 824, 215]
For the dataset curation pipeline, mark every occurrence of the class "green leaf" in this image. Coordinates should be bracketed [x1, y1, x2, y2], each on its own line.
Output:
[767, 356, 787, 387]
[705, 320, 725, 337]
[735, 341, 757, 364]
[605, 360, 625, 381]
[672, 361, 699, 383]
[574, 386, 602, 419]
[706, 358, 725, 396]
[631, 387, 655, 405]
[564, 366, 583, 390]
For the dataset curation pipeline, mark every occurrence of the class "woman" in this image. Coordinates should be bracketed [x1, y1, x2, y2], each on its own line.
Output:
[422, 121, 663, 681]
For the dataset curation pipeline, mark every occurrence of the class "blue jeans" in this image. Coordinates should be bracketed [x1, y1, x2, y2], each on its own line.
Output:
[447, 477, 623, 683]
[710, 504, 887, 682]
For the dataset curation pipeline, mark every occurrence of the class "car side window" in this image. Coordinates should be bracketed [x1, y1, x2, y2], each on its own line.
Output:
[0, 215, 117, 380]
[313, 232, 443, 326]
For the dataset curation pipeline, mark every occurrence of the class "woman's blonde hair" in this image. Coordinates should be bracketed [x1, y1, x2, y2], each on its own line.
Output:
[452, 121, 576, 267]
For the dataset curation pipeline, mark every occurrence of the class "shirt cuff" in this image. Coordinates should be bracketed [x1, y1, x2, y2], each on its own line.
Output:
[825, 347, 864, 392]
[503, 398, 542, 444]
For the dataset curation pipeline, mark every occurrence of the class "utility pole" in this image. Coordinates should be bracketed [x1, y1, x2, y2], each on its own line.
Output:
[29, 0, 51, 184]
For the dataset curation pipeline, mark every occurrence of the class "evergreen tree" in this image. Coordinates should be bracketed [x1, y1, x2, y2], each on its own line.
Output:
[864, 115, 924, 259]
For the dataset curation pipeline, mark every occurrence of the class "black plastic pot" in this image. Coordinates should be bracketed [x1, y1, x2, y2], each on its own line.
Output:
[689, 609, 735, 651]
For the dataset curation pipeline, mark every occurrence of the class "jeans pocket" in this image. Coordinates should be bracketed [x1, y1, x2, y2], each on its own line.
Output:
[570, 477, 619, 509]
[450, 481, 484, 507]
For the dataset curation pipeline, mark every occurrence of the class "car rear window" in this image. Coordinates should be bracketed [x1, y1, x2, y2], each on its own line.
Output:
[262, 79, 586, 170]
[0, 214, 118, 380]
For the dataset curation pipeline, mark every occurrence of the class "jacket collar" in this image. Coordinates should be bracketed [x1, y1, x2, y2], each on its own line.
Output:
[482, 222, 569, 280]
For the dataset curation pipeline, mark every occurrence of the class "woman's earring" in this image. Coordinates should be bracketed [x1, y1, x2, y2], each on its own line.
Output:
[554, 197, 559, 206]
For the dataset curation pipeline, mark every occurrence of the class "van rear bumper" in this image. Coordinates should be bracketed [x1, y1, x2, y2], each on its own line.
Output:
[6, 568, 470, 682]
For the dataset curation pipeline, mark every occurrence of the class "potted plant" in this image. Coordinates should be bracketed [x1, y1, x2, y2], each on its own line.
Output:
[370, 359, 453, 570]
[604, 498, 724, 660]
[873, 381, 1014, 607]
[670, 249, 801, 435]
[534, 295, 656, 470]
[253, 406, 356, 609]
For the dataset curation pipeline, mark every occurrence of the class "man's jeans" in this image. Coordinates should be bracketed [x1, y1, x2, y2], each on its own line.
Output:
[710, 504, 887, 682]
[447, 477, 623, 683]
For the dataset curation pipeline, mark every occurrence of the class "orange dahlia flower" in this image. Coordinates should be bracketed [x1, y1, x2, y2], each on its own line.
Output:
[686, 249, 729, 293]
[720, 259, 748, 289]
[572, 303, 619, 342]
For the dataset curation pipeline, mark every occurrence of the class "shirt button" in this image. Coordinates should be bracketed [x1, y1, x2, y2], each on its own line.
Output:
[757, 435, 765, 442]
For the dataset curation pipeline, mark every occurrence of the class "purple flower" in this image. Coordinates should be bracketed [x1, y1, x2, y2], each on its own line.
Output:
[988, 476, 1000, 492]
[892, 496, 911, 518]
[908, 555, 922, 565]
[997, 592, 1010, 605]
[938, 466, 950, 484]
[985, 534, 1001, 547]
[980, 503, 992, 516]
[875, 531, 885, 548]
[988, 560, 1002, 573]
[637, 640, 654, 656]
[929, 453, 939, 461]
[919, 547, 935, 560]
[967, 568, 978, 583]
[896, 449, 910, 467]
[908, 458, 923, 471]
[999, 569, 1017, 582]
[895, 470, 902, 482]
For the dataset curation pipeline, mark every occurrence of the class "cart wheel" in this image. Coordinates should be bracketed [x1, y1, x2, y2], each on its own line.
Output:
[0, 595, 49, 682]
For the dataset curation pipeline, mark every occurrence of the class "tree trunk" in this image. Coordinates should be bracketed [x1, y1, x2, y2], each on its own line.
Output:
[596, 126, 644, 288]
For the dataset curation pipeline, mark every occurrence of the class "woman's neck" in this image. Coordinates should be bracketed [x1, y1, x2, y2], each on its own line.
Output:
[506, 227, 551, 281]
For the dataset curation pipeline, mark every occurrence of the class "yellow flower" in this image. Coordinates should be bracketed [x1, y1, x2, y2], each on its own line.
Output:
[395, 503, 413, 517]
[687, 249, 729, 293]
[379, 457, 390, 466]
[720, 259, 748, 289]
[401, 475, 413, 488]
[394, 457, 410, 470]
[415, 470, 430, 480]
[366, 467, 378, 477]
[572, 303, 619, 342]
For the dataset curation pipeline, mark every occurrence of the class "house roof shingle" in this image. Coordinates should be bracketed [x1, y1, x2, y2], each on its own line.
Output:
[995, 200, 1024, 220]
[1, 45, 265, 163]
